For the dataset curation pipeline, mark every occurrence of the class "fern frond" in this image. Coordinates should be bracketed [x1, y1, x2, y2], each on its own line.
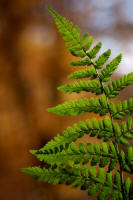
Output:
[68, 66, 97, 80]
[104, 72, 133, 99]
[23, 7, 133, 200]
[113, 122, 129, 146]
[109, 98, 133, 120]
[82, 35, 93, 51]
[47, 7, 86, 58]
[48, 96, 108, 116]
[99, 54, 122, 82]
[123, 178, 131, 200]
[37, 117, 113, 154]
[47, 7, 111, 69]
[119, 147, 133, 173]
[119, 150, 131, 173]
[70, 58, 91, 66]
[95, 49, 111, 69]
[22, 165, 124, 199]
[121, 117, 133, 134]
[112, 117, 133, 146]
[30, 141, 118, 171]
[58, 80, 102, 95]
[87, 42, 102, 59]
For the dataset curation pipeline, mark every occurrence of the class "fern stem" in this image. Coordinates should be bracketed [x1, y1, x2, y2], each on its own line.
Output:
[91, 63, 125, 199]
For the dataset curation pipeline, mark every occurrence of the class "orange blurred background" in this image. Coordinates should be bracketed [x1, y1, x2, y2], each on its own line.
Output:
[0, 0, 133, 199]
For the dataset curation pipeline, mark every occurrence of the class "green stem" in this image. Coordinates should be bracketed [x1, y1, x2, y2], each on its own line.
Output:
[92, 62, 125, 199]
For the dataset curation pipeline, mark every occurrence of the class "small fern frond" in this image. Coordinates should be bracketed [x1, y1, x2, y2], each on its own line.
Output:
[37, 116, 113, 155]
[121, 117, 133, 134]
[82, 35, 93, 51]
[104, 72, 133, 99]
[87, 42, 102, 59]
[69, 58, 91, 66]
[58, 80, 102, 95]
[99, 54, 122, 82]
[123, 178, 131, 200]
[68, 67, 97, 80]
[30, 141, 118, 171]
[48, 96, 108, 116]
[109, 98, 133, 120]
[22, 165, 125, 200]
[113, 122, 129, 146]
[119, 147, 133, 173]
[94, 49, 111, 69]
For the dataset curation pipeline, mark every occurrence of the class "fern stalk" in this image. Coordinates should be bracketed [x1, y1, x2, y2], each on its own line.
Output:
[80, 28, 125, 199]
[95, 65, 125, 198]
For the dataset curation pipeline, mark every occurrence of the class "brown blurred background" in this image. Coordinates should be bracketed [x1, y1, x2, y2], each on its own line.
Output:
[0, 0, 133, 199]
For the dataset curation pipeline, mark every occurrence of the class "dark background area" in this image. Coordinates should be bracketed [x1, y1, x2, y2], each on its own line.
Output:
[0, 0, 133, 199]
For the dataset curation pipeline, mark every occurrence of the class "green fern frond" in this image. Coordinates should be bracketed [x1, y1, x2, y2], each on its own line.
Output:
[113, 122, 129, 146]
[47, 7, 111, 69]
[123, 178, 131, 200]
[69, 58, 91, 66]
[58, 80, 102, 94]
[82, 35, 93, 51]
[104, 72, 133, 99]
[109, 98, 133, 120]
[95, 49, 111, 69]
[36, 117, 113, 155]
[121, 117, 133, 133]
[48, 96, 108, 116]
[23, 7, 133, 200]
[22, 165, 126, 200]
[99, 54, 122, 82]
[87, 42, 102, 59]
[119, 147, 133, 173]
[30, 141, 118, 170]
[68, 66, 97, 79]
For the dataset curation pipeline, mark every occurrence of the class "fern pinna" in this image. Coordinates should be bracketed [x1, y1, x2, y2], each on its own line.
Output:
[22, 7, 133, 200]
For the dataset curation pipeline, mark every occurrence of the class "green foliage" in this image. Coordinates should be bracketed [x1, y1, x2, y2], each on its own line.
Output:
[48, 96, 108, 116]
[95, 49, 111, 69]
[99, 54, 122, 82]
[22, 7, 133, 200]
[58, 80, 102, 94]
[68, 66, 97, 79]
[104, 72, 133, 99]
[109, 98, 133, 120]
[22, 166, 123, 199]
[35, 117, 114, 155]
[70, 58, 91, 66]
[31, 141, 118, 170]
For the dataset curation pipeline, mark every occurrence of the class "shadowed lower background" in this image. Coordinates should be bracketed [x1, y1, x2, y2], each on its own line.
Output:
[0, 0, 133, 199]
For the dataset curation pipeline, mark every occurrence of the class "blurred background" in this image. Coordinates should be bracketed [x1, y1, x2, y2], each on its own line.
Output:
[0, 0, 133, 199]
